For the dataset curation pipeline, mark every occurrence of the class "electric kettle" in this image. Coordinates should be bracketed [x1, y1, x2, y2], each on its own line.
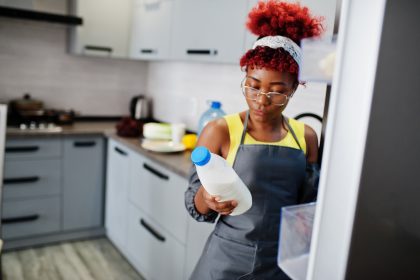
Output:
[130, 95, 151, 120]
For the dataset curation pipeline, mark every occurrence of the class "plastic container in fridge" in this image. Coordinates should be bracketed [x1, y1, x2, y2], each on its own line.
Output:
[278, 202, 316, 280]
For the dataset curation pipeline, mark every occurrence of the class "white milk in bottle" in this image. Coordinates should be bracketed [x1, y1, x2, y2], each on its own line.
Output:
[191, 146, 252, 216]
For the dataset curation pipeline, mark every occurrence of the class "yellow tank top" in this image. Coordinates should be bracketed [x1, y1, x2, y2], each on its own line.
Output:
[224, 113, 307, 166]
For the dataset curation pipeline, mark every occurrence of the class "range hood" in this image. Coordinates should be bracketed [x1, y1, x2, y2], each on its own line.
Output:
[0, 1, 82, 26]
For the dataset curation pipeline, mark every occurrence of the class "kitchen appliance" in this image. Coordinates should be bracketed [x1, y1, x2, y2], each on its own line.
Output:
[130, 95, 151, 121]
[0, 104, 7, 258]
[0, 2, 82, 26]
[7, 94, 76, 127]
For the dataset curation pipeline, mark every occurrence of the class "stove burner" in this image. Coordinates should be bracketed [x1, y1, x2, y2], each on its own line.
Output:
[18, 122, 62, 132]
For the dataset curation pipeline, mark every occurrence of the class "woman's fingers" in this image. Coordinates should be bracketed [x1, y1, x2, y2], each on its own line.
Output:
[205, 196, 237, 213]
[201, 188, 238, 214]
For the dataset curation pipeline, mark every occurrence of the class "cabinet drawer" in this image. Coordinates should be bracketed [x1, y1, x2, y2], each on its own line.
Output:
[5, 138, 61, 160]
[3, 159, 61, 200]
[129, 153, 188, 244]
[2, 196, 61, 240]
[126, 204, 185, 280]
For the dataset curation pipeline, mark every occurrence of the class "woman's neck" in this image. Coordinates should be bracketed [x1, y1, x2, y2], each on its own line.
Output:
[249, 113, 284, 133]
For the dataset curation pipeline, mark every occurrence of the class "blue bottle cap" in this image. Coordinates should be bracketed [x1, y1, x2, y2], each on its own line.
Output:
[211, 101, 221, 109]
[191, 146, 211, 166]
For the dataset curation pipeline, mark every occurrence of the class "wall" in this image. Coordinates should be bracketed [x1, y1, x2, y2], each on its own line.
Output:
[147, 61, 326, 135]
[0, 18, 327, 135]
[0, 18, 148, 116]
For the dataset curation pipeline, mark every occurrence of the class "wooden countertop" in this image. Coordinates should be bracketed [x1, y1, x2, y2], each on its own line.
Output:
[6, 122, 192, 178]
[106, 133, 192, 179]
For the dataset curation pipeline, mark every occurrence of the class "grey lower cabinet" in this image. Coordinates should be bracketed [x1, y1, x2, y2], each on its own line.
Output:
[105, 139, 215, 280]
[2, 136, 105, 249]
[62, 137, 105, 230]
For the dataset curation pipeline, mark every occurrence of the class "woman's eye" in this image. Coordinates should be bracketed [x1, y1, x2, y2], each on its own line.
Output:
[271, 90, 286, 94]
[248, 87, 259, 91]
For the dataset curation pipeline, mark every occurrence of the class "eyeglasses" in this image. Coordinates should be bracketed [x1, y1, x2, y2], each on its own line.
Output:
[241, 79, 293, 106]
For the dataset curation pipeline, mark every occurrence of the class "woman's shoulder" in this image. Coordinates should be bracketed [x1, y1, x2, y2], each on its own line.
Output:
[287, 117, 317, 140]
[197, 116, 230, 155]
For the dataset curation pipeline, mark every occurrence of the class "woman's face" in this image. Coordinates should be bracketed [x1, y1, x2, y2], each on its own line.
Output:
[242, 68, 297, 122]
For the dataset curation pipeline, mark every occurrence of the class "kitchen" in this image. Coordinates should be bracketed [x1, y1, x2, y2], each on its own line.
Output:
[0, 0, 419, 279]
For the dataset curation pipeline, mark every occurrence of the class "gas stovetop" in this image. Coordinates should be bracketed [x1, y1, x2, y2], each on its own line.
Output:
[8, 122, 63, 133]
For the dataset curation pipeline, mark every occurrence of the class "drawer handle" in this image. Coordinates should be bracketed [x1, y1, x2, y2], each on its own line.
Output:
[140, 219, 165, 242]
[2, 214, 40, 224]
[5, 146, 39, 153]
[4, 176, 40, 185]
[186, 49, 218, 56]
[74, 141, 96, 147]
[84, 45, 113, 53]
[140, 49, 157, 54]
[143, 163, 169, 180]
[114, 146, 128, 156]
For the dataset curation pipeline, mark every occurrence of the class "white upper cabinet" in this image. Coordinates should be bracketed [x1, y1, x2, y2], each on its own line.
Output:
[130, 0, 173, 60]
[70, 0, 133, 58]
[244, 0, 259, 52]
[170, 0, 249, 63]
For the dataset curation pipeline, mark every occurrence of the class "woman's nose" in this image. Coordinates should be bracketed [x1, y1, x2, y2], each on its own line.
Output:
[256, 92, 270, 106]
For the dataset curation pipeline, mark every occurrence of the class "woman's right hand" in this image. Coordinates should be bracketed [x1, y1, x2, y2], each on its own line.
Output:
[199, 186, 238, 216]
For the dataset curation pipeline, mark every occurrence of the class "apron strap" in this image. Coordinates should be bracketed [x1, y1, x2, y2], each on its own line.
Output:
[284, 117, 303, 152]
[240, 110, 250, 145]
[240, 111, 302, 152]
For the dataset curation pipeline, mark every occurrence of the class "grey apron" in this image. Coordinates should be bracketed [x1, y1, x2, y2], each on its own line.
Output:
[191, 111, 306, 280]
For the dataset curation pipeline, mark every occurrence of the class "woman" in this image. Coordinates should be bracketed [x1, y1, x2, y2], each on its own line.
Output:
[185, 1, 324, 279]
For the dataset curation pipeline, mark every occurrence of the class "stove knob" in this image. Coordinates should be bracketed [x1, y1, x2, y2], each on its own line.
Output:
[29, 122, 36, 130]
[19, 124, 28, 130]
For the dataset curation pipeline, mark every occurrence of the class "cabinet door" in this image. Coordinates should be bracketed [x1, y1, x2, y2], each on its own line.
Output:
[130, 0, 173, 60]
[62, 137, 104, 231]
[244, 0, 259, 52]
[129, 153, 188, 244]
[71, 0, 133, 58]
[105, 140, 131, 250]
[127, 203, 185, 280]
[170, 0, 248, 63]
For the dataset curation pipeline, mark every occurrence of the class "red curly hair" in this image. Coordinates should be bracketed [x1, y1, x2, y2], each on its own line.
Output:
[240, 0, 324, 76]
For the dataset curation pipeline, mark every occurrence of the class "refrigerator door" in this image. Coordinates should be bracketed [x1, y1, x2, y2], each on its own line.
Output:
[0, 104, 7, 243]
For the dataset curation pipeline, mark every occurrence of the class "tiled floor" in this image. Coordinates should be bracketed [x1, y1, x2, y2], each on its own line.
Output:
[2, 238, 145, 280]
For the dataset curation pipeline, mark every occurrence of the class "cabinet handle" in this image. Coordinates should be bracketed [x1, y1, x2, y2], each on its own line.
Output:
[74, 141, 96, 147]
[2, 214, 40, 224]
[4, 176, 40, 185]
[84, 45, 113, 54]
[186, 49, 218, 56]
[143, 163, 169, 180]
[114, 146, 128, 156]
[5, 146, 39, 153]
[140, 218, 166, 242]
[140, 49, 157, 54]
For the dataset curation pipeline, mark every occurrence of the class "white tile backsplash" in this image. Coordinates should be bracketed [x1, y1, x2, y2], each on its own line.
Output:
[0, 19, 148, 116]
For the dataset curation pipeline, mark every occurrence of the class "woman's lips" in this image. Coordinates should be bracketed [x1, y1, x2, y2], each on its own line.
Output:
[254, 109, 265, 116]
